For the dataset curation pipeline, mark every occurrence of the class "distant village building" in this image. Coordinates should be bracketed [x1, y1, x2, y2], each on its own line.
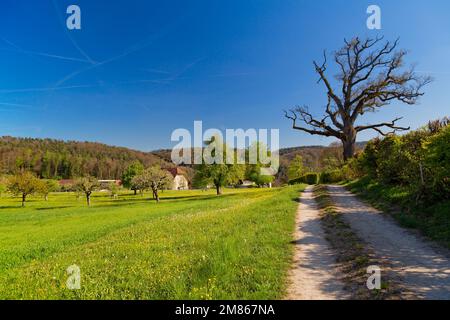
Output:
[58, 171, 189, 192]
[166, 168, 189, 190]
[59, 179, 75, 187]
[98, 180, 122, 189]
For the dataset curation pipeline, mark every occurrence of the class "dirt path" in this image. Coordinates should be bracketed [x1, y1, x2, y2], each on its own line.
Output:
[286, 186, 349, 300]
[327, 185, 450, 300]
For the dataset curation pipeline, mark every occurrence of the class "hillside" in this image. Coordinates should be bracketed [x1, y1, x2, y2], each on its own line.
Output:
[0, 136, 366, 182]
[0, 136, 170, 180]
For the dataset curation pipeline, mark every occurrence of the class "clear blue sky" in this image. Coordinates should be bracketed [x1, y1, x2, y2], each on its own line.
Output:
[1, 0, 449, 151]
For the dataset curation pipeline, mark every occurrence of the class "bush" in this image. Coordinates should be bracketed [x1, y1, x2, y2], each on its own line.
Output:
[342, 156, 364, 181]
[355, 118, 450, 205]
[424, 125, 450, 198]
[305, 173, 319, 185]
[289, 173, 319, 185]
[320, 169, 344, 183]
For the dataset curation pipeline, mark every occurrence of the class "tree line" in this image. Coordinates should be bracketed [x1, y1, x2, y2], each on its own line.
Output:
[1, 164, 175, 207]
[0, 136, 166, 179]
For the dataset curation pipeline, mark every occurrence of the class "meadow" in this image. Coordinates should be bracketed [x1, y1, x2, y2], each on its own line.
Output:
[0, 186, 304, 299]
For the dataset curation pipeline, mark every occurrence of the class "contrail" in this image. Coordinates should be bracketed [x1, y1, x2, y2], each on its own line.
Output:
[51, 14, 183, 89]
[143, 68, 171, 74]
[0, 44, 92, 64]
[51, 0, 96, 65]
[0, 102, 34, 108]
[52, 33, 168, 88]
[0, 84, 98, 94]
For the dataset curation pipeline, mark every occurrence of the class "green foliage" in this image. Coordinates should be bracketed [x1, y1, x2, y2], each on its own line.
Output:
[319, 144, 344, 169]
[245, 142, 276, 188]
[290, 172, 319, 185]
[287, 155, 304, 180]
[304, 173, 319, 185]
[0, 176, 7, 197]
[346, 118, 450, 245]
[424, 125, 450, 198]
[247, 163, 274, 187]
[74, 176, 100, 206]
[107, 182, 120, 199]
[354, 119, 450, 204]
[194, 136, 244, 195]
[320, 169, 344, 183]
[121, 161, 144, 190]
[0, 137, 165, 179]
[37, 179, 61, 200]
[134, 165, 173, 202]
[6, 171, 41, 206]
[249, 171, 275, 187]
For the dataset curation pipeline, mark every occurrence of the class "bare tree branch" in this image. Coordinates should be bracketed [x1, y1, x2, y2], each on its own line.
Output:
[355, 117, 410, 135]
[284, 37, 431, 160]
[284, 109, 342, 138]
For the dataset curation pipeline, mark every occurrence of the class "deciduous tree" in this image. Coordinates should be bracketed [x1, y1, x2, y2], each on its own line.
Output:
[144, 166, 173, 202]
[7, 171, 40, 207]
[285, 37, 431, 161]
[38, 179, 60, 201]
[122, 161, 144, 195]
[287, 155, 304, 181]
[75, 176, 99, 206]
[194, 137, 244, 195]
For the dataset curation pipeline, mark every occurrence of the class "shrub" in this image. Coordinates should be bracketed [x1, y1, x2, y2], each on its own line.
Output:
[424, 125, 450, 198]
[320, 169, 344, 183]
[342, 156, 364, 181]
[354, 118, 450, 205]
[289, 173, 319, 185]
[288, 177, 303, 185]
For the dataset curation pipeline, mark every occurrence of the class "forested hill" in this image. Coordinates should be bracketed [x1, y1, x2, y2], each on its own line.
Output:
[0, 135, 368, 181]
[0, 136, 169, 179]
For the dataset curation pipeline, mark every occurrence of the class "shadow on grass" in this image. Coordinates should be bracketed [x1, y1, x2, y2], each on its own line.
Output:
[35, 206, 73, 211]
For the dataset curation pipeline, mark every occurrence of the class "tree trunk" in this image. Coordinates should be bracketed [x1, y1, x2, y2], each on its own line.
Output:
[154, 189, 160, 202]
[45, 194, 49, 201]
[22, 193, 26, 207]
[86, 193, 91, 207]
[133, 189, 137, 195]
[215, 184, 222, 195]
[342, 124, 357, 161]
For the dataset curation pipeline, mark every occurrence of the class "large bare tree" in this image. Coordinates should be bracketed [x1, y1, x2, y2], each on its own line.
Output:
[285, 37, 432, 161]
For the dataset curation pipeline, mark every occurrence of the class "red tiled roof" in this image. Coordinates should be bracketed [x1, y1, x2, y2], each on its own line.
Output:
[166, 167, 185, 177]
[59, 179, 75, 186]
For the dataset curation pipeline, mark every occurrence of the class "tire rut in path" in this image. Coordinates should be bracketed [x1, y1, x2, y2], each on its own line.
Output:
[327, 185, 450, 300]
[286, 186, 349, 300]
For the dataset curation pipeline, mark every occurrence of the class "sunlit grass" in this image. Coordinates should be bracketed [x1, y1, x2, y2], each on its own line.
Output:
[0, 186, 305, 299]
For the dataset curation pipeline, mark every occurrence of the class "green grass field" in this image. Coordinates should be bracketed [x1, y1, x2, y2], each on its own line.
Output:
[0, 186, 304, 299]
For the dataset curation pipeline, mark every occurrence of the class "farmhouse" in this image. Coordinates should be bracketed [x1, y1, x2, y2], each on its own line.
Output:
[166, 167, 189, 190]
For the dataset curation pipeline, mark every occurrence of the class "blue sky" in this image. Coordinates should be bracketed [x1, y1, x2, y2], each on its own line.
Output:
[1, 0, 449, 151]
